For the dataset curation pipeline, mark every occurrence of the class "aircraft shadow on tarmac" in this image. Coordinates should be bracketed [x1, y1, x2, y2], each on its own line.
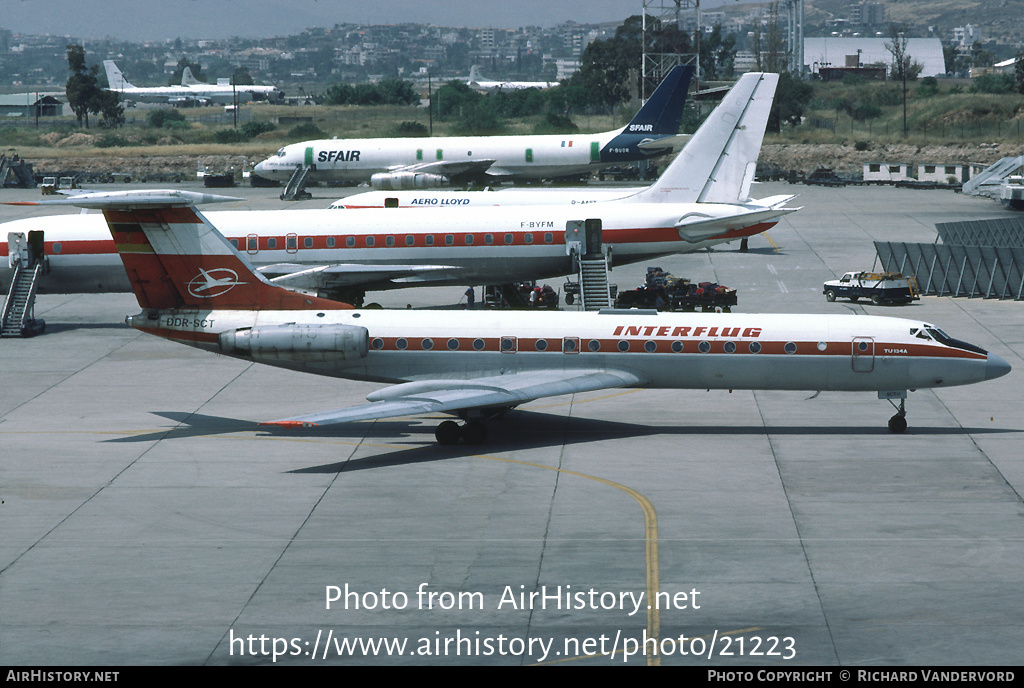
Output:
[102, 409, 1016, 475]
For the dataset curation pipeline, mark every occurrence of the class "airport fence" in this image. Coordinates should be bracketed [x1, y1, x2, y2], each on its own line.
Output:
[875, 241, 1024, 300]
[810, 116, 1024, 142]
[935, 218, 1024, 248]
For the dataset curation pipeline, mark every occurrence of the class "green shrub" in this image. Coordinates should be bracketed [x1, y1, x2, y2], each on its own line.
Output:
[147, 109, 187, 128]
[241, 120, 276, 137]
[288, 122, 326, 139]
[392, 120, 428, 137]
[214, 128, 249, 143]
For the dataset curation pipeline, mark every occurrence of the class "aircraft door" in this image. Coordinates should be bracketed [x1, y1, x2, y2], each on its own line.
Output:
[852, 337, 874, 372]
[246, 234, 259, 255]
[584, 218, 603, 258]
[8, 232, 28, 268]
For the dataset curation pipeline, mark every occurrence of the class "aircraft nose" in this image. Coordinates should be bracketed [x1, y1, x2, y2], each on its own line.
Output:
[254, 159, 267, 173]
[985, 353, 1011, 381]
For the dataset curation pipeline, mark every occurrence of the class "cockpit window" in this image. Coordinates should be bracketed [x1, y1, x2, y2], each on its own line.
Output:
[910, 328, 931, 340]
[924, 327, 987, 355]
[275, 148, 286, 157]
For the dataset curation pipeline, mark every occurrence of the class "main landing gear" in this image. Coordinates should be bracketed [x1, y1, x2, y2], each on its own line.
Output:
[435, 420, 488, 445]
[886, 397, 908, 434]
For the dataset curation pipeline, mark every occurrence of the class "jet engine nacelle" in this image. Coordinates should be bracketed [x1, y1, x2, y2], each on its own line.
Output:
[370, 172, 450, 190]
[219, 323, 369, 363]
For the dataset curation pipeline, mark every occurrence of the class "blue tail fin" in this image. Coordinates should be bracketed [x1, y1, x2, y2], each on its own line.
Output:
[624, 65, 693, 135]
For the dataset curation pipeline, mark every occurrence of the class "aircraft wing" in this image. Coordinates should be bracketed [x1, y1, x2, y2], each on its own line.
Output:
[260, 369, 645, 427]
[674, 203, 800, 243]
[389, 159, 497, 177]
[260, 263, 465, 289]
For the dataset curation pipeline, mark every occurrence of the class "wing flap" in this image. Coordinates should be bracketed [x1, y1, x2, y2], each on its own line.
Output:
[260, 369, 644, 427]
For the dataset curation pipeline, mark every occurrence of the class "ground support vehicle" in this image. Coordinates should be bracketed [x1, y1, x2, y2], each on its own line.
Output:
[824, 271, 919, 305]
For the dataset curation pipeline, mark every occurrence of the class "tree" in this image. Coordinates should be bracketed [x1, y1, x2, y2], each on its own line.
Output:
[885, 24, 922, 137]
[1015, 51, 1024, 95]
[700, 25, 737, 80]
[65, 44, 123, 128]
[768, 72, 813, 133]
[232, 66, 254, 86]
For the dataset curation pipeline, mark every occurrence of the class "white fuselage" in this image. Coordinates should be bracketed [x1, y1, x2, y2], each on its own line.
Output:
[133, 307, 999, 394]
[109, 83, 279, 105]
[331, 187, 648, 208]
[2, 202, 777, 294]
[254, 130, 641, 183]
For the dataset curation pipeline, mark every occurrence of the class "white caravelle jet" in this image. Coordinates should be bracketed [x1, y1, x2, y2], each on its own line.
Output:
[2, 73, 795, 307]
[17, 189, 1010, 444]
[103, 60, 281, 105]
[252, 65, 693, 189]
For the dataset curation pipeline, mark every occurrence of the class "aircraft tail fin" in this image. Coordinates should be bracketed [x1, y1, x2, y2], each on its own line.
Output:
[623, 65, 694, 136]
[103, 60, 133, 91]
[468, 65, 483, 83]
[34, 190, 350, 312]
[630, 72, 778, 205]
[181, 66, 202, 86]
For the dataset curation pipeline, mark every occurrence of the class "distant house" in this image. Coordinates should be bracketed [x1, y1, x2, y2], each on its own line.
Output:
[804, 37, 946, 78]
[0, 93, 63, 118]
[918, 163, 971, 184]
[864, 162, 913, 183]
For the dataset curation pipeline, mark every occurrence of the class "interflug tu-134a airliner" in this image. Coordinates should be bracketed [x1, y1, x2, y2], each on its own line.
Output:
[7, 184, 1009, 444]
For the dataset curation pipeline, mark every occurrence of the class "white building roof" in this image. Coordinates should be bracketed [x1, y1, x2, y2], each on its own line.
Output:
[804, 37, 946, 77]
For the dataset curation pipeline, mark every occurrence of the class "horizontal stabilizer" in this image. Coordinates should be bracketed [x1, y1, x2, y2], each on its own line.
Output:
[637, 134, 691, 151]
[675, 205, 799, 243]
[6, 189, 241, 209]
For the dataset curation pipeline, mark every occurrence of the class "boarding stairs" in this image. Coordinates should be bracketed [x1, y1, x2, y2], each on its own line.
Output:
[0, 152, 36, 188]
[280, 165, 312, 201]
[962, 156, 1024, 198]
[2, 261, 45, 337]
[578, 256, 613, 311]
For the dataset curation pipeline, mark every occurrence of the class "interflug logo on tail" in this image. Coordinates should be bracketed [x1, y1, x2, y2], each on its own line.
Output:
[187, 268, 246, 298]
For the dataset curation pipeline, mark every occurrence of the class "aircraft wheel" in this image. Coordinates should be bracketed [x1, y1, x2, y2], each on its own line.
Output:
[887, 414, 907, 434]
[565, 294, 575, 305]
[435, 420, 461, 445]
[825, 290, 836, 302]
[461, 421, 488, 445]
[871, 295, 881, 305]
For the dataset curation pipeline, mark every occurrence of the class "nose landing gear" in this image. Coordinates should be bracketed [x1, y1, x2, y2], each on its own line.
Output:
[886, 397, 908, 434]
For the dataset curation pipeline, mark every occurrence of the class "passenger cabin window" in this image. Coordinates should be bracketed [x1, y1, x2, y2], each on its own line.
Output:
[304, 237, 313, 248]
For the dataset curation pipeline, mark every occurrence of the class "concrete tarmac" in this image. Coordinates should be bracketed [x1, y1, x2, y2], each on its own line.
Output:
[1, 181, 1022, 665]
